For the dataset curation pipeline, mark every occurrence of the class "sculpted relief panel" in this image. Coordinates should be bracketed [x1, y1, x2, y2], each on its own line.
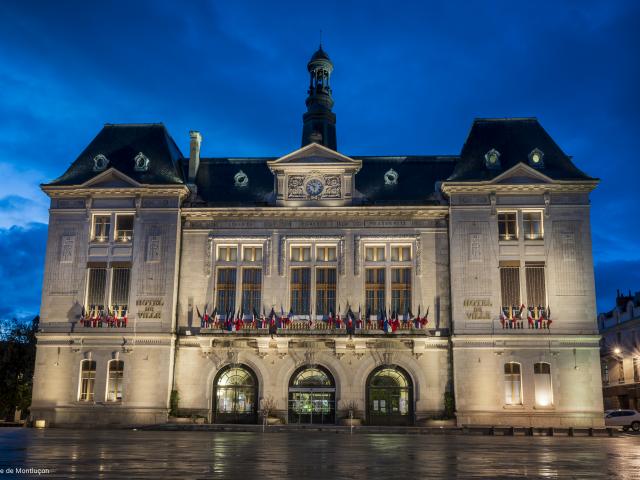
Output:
[456, 222, 494, 298]
[47, 224, 85, 296]
[138, 224, 169, 296]
[287, 174, 342, 200]
[552, 221, 588, 296]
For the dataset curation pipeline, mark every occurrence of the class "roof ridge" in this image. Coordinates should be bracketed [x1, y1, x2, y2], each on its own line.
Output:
[473, 117, 538, 122]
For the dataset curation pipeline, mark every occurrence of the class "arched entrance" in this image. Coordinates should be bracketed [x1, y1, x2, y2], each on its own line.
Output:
[213, 364, 258, 424]
[366, 365, 413, 426]
[288, 365, 336, 424]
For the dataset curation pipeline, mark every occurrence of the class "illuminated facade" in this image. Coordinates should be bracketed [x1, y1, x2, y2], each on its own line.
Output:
[30, 47, 604, 428]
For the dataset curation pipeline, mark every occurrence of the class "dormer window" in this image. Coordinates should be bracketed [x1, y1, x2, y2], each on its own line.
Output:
[384, 168, 399, 185]
[93, 154, 109, 172]
[134, 152, 150, 172]
[484, 149, 501, 170]
[234, 170, 249, 187]
[528, 148, 545, 168]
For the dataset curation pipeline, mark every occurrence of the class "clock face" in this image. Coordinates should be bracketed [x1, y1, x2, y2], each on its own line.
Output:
[305, 178, 324, 197]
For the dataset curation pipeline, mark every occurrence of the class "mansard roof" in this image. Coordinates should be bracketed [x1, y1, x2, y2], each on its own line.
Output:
[45, 124, 185, 186]
[448, 118, 595, 182]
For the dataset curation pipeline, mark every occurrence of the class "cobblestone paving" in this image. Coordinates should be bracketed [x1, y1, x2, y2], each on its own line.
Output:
[1, 428, 639, 479]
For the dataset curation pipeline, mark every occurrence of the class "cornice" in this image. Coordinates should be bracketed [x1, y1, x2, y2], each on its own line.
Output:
[41, 185, 190, 199]
[440, 181, 598, 196]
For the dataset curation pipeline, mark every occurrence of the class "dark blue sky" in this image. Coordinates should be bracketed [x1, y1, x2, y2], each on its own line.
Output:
[1, 0, 638, 321]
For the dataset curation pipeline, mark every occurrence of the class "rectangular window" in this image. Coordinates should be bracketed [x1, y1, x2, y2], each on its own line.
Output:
[243, 246, 263, 262]
[216, 268, 237, 314]
[365, 246, 385, 262]
[633, 357, 640, 383]
[79, 360, 96, 402]
[106, 360, 124, 402]
[316, 267, 337, 315]
[365, 268, 386, 314]
[619, 360, 625, 384]
[534, 363, 553, 406]
[498, 212, 518, 241]
[241, 268, 262, 314]
[504, 363, 522, 405]
[115, 214, 134, 242]
[316, 246, 337, 262]
[391, 268, 411, 314]
[391, 246, 411, 262]
[218, 246, 238, 262]
[602, 362, 609, 385]
[111, 267, 131, 308]
[291, 246, 311, 262]
[523, 212, 543, 240]
[500, 265, 520, 310]
[92, 215, 111, 242]
[525, 264, 546, 307]
[290, 267, 311, 315]
[86, 268, 107, 308]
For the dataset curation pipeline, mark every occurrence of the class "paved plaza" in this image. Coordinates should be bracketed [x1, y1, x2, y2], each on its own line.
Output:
[1, 428, 639, 479]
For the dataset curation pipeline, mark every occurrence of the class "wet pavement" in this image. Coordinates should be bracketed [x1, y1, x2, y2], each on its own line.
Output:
[1, 428, 639, 479]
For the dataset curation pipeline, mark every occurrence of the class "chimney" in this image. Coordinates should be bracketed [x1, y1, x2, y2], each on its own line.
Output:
[188, 131, 202, 184]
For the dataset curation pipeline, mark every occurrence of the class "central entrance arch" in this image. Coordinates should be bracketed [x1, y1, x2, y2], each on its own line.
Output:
[366, 365, 413, 426]
[288, 365, 336, 424]
[213, 364, 258, 424]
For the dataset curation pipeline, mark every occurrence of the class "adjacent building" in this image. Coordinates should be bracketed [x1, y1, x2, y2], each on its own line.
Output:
[30, 46, 604, 428]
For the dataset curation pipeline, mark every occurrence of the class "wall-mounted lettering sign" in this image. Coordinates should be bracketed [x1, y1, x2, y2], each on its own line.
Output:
[136, 298, 164, 319]
[463, 298, 492, 320]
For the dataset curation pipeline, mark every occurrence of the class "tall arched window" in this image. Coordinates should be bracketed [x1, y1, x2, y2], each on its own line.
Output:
[213, 365, 258, 424]
[504, 362, 522, 405]
[288, 366, 336, 424]
[106, 360, 124, 402]
[79, 360, 96, 402]
[534, 362, 553, 406]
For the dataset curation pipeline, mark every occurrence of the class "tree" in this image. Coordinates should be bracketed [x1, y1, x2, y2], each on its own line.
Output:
[0, 315, 39, 421]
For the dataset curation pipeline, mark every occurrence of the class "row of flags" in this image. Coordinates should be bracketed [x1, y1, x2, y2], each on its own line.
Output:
[80, 305, 128, 328]
[196, 304, 431, 334]
[499, 304, 552, 328]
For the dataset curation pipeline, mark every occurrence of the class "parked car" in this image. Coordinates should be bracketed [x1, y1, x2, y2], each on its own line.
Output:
[604, 409, 640, 431]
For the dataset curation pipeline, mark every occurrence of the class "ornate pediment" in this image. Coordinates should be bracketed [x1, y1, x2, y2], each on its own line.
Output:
[491, 162, 553, 185]
[268, 143, 362, 169]
[80, 168, 142, 189]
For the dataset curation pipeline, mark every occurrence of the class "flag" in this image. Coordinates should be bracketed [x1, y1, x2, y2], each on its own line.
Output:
[328, 308, 334, 327]
[357, 305, 362, 329]
[415, 305, 421, 329]
[383, 312, 391, 334]
[336, 304, 342, 328]
[499, 308, 507, 328]
[203, 305, 210, 328]
[196, 306, 203, 327]
[391, 310, 399, 332]
[527, 307, 534, 328]
[545, 306, 552, 327]
[212, 307, 219, 328]
[252, 308, 259, 328]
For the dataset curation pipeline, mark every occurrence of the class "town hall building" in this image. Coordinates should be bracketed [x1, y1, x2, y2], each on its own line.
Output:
[30, 46, 604, 428]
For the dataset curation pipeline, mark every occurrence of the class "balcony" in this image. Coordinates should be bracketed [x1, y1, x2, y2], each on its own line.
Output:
[115, 230, 133, 243]
[499, 306, 552, 330]
[80, 305, 129, 328]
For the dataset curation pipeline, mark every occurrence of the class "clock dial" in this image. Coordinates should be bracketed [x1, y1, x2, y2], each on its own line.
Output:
[305, 178, 324, 197]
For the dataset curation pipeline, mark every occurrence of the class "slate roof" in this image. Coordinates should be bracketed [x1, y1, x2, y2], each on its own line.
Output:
[448, 118, 595, 182]
[46, 124, 185, 186]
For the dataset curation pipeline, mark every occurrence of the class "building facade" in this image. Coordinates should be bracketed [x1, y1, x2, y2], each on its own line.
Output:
[31, 47, 604, 428]
[599, 291, 640, 410]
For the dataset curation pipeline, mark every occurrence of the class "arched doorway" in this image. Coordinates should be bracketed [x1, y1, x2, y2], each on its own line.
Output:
[366, 365, 413, 426]
[213, 364, 258, 424]
[288, 365, 336, 424]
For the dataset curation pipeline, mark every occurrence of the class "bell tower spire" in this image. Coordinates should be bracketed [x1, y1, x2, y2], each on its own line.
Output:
[301, 44, 337, 151]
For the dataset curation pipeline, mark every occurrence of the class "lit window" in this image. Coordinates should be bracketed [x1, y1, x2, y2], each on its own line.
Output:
[92, 215, 111, 242]
[618, 359, 625, 384]
[498, 213, 518, 241]
[602, 362, 609, 385]
[500, 264, 520, 314]
[115, 214, 134, 242]
[111, 267, 130, 310]
[243, 246, 263, 262]
[86, 268, 107, 310]
[365, 268, 385, 314]
[290, 267, 311, 315]
[216, 268, 237, 314]
[534, 362, 553, 407]
[218, 246, 238, 262]
[316, 246, 337, 262]
[291, 246, 311, 262]
[106, 360, 124, 402]
[79, 360, 96, 402]
[523, 212, 543, 240]
[633, 357, 640, 383]
[391, 268, 411, 314]
[504, 363, 522, 405]
[241, 268, 262, 314]
[315, 268, 336, 315]
[391, 246, 411, 262]
[365, 246, 385, 262]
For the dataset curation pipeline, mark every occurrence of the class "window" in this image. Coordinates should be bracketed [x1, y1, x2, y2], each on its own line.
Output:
[111, 267, 130, 308]
[315, 268, 337, 315]
[634, 357, 640, 383]
[523, 212, 543, 240]
[290, 268, 311, 315]
[365, 246, 385, 262]
[618, 360, 625, 384]
[86, 268, 107, 308]
[525, 264, 546, 307]
[391, 246, 411, 262]
[241, 268, 262, 314]
[534, 363, 553, 406]
[92, 215, 111, 242]
[391, 268, 411, 314]
[106, 360, 124, 402]
[115, 214, 134, 242]
[498, 213, 517, 241]
[218, 246, 238, 262]
[243, 246, 262, 262]
[291, 246, 311, 262]
[504, 363, 522, 405]
[500, 265, 520, 310]
[316, 246, 337, 262]
[602, 362, 609, 385]
[216, 268, 237, 314]
[79, 360, 96, 402]
[365, 268, 386, 314]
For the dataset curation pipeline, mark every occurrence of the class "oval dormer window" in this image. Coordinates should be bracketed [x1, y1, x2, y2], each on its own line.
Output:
[93, 154, 109, 172]
[484, 149, 501, 170]
[234, 170, 249, 188]
[528, 148, 544, 168]
[384, 168, 399, 185]
[134, 152, 150, 172]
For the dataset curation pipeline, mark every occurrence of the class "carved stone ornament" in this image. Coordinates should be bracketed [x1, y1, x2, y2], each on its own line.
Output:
[384, 169, 398, 185]
[234, 170, 249, 187]
[93, 154, 109, 172]
[134, 152, 150, 172]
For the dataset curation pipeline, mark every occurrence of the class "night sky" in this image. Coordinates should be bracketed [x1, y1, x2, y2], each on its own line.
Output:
[1, 0, 638, 322]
